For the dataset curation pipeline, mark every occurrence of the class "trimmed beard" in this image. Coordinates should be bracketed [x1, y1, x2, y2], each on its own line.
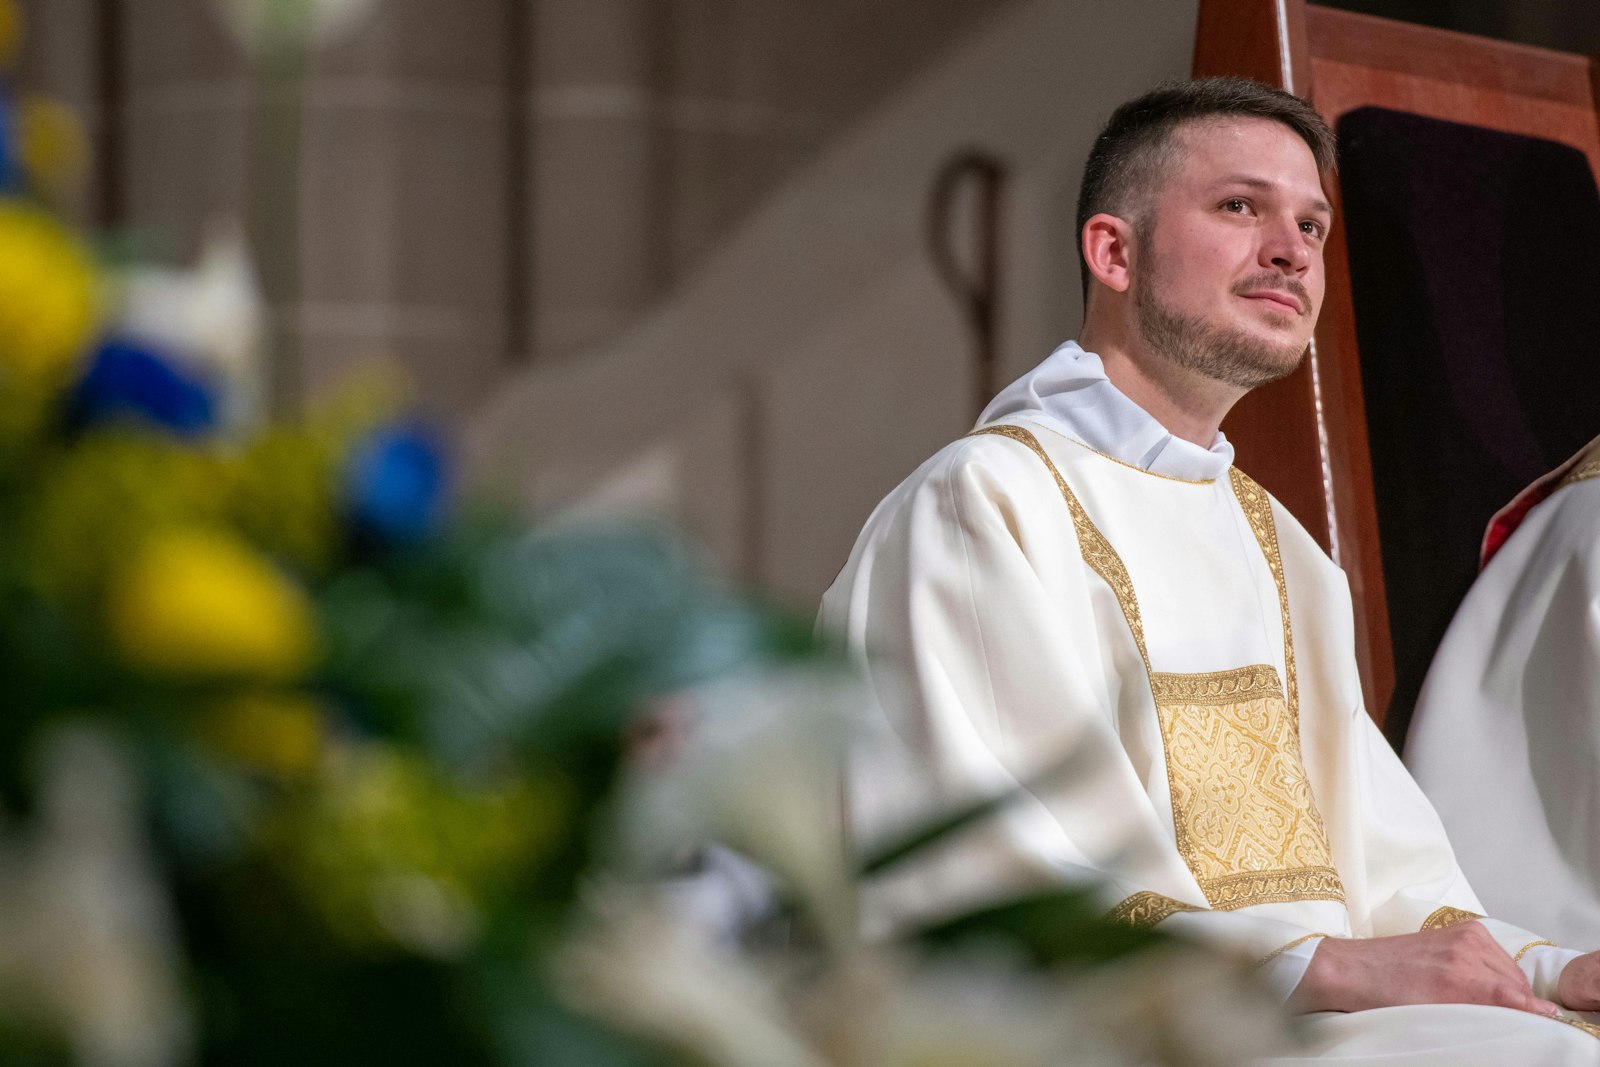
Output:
[1132, 268, 1309, 391]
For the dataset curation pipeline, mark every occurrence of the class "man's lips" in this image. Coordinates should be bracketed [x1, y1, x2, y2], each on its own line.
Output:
[1238, 289, 1305, 315]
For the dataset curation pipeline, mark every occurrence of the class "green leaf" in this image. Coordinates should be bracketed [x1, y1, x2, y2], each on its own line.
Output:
[856, 745, 1090, 878]
[915, 886, 1168, 966]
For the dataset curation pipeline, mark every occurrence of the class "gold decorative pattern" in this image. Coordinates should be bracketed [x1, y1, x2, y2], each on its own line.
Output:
[1229, 469, 1300, 718]
[1106, 891, 1207, 927]
[1553, 1016, 1600, 1041]
[1154, 663, 1342, 908]
[1560, 457, 1600, 490]
[970, 425, 1152, 671]
[966, 426, 1345, 911]
[1257, 932, 1331, 967]
[1515, 939, 1557, 962]
[1150, 665, 1282, 705]
[1420, 906, 1483, 931]
[1204, 866, 1345, 909]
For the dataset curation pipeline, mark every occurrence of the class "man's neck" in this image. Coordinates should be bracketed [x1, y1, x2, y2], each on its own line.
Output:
[1078, 325, 1243, 449]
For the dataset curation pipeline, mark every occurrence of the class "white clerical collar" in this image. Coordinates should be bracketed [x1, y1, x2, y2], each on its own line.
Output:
[976, 340, 1234, 482]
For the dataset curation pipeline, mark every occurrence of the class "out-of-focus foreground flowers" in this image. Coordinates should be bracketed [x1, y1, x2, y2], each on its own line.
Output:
[0, 2, 1302, 1065]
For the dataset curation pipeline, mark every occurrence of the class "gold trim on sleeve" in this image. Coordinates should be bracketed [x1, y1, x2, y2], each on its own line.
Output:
[1553, 1015, 1600, 1041]
[1515, 939, 1557, 962]
[1420, 906, 1484, 931]
[1257, 932, 1330, 967]
[1106, 891, 1207, 927]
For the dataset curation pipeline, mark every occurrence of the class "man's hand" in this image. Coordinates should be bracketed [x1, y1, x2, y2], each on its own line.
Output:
[1291, 921, 1561, 1016]
[1557, 951, 1600, 1010]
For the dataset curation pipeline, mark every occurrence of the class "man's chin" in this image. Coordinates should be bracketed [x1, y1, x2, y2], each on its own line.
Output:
[1202, 337, 1308, 390]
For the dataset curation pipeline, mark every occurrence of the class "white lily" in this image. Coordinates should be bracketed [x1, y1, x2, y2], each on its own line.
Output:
[559, 891, 828, 1067]
[0, 726, 190, 1067]
[616, 665, 864, 949]
[112, 221, 266, 431]
[212, 0, 385, 52]
[800, 951, 1133, 1067]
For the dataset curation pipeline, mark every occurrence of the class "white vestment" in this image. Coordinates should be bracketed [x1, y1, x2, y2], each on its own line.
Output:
[1408, 435, 1600, 950]
[820, 342, 1600, 1063]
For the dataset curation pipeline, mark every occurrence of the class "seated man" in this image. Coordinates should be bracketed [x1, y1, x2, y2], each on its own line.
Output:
[1408, 434, 1600, 949]
[820, 77, 1600, 1062]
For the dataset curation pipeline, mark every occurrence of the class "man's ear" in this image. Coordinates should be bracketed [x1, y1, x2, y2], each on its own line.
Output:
[1082, 213, 1135, 294]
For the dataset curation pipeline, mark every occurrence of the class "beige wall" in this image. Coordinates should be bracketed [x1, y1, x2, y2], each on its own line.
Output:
[470, 0, 1201, 606]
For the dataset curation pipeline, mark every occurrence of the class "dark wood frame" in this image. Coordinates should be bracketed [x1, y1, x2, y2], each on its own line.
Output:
[1193, 0, 1600, 729]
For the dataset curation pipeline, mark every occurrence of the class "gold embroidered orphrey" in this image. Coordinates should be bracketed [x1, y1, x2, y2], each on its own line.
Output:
[970, 425, 1345, 913]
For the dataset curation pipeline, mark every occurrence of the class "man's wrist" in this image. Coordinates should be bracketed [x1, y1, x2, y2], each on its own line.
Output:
[1286, 934, 1352, 1013]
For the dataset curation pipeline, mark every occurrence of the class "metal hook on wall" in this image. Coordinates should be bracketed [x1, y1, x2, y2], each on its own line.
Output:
[927, 150, 1009, 421]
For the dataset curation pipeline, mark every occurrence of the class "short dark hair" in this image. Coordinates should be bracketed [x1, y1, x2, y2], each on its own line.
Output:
[1075, 76, 1335, 295]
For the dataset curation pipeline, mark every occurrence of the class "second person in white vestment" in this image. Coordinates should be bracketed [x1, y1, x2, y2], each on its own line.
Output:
[1408, 434, 1600, 948]
[820, 78, 1600, 1064]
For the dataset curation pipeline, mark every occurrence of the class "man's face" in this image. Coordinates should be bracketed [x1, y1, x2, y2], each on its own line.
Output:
[1130, 117, 1330, 390]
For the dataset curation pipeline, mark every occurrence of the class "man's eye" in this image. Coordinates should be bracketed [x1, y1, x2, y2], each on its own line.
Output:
[1300, 220, 1325, 238]
[1222, 198, 1248, 213]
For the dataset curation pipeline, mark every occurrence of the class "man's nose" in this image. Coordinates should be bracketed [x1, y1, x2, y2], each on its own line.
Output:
[1260, 216, 1311, 273]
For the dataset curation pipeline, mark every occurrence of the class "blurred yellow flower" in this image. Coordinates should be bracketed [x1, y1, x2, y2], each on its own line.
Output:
[0, 200, 97, 379]
[107, 526, 315, 680]
[19, 95, 91, 200]
[25, 434, 230, 606]
[203, 692, 324, 777]
[0, 0, 21, 70]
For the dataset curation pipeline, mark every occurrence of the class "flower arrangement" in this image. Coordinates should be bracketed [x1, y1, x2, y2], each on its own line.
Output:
[0, 4, 1300, 1065]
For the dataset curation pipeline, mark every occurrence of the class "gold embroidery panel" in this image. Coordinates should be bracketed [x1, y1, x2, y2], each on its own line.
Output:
[1106, 891, 1206, 927]
[1420, 906, 1483, 931]
[1154, 664, 1343, 908]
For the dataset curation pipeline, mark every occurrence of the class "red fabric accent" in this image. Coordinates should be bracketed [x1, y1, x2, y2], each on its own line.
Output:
[1478, 438, 1599, 568]
[1480, 485, 1554, 569]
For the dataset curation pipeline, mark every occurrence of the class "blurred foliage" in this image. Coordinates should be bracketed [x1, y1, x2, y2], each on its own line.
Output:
[0, 3, 1295, 1065]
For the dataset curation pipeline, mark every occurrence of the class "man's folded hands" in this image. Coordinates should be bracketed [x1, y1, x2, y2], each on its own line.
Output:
[1292, 922, 1562, 1017]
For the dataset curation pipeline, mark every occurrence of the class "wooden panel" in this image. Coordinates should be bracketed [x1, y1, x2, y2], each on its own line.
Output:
[1304, 6, 1600, 190]
[1193, 0, 1310, 92]
[1305, 6, 1593, 106]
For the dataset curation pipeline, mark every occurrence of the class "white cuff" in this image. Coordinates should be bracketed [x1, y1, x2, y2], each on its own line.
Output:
[1477, 917, 1581, 1002]
[1521, 943, 1584, 1003]
[1261, 934, 1327, 1003]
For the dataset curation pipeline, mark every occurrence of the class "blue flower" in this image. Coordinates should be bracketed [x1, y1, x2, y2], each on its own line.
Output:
[345, 424, 447, 543]
[0, 92, 19, 193]
[70, 338, 218, 436]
